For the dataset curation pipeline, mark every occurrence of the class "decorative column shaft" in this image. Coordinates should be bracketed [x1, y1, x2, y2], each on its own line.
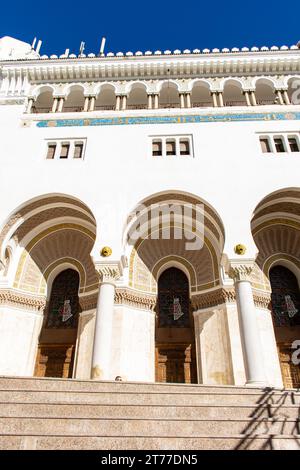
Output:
[115, 95, 121, 111]
[186, 93, 191, 108]
[211, 92, 218, 107]
[154, 94, 159, 109]
[283, 90, 290, 105]
[179, 93, 185, 108]
[84, 96, 90, 112]
[218, 92, 224, 107]
[276, 90, 284, 105]
[26, 98, 34, 113]
[89, 96, 96, 111]
[122, 95, 127, 110]
[57, 97, 65, 113]
[251, 91, 257, 106]
[244, 91, 251, 106]
[229, 263, 267, 386]
[147, 94, 152, 109]
[91, 265, 121, 380]
[51, 97, 58, 113]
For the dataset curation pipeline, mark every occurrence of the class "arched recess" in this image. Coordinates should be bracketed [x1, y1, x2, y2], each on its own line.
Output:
[254, 78, 276, 105]
[191, 80, 213, 108]
[223, 79, 247, 106]
[287, 76, 300, 104]
[124, 191, 228, 385]
[127, 83, 148, 109]
[159, 82, 180, 108]
[251, 188, 300, 388]
[95, 84, 116, 110]
[0, 193, 98, 379]
[33, 85, 54, 113]
[63, 85, 85, 112]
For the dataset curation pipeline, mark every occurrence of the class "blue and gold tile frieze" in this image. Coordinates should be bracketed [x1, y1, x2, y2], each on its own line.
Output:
[37, 112, 300, 128]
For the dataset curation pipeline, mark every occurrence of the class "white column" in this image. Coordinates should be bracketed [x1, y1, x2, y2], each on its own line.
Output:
[251, 91, 257, 106]
[276, 90, 284, 105]
[179, 93, 185, 108]
[186, 93, 191, 108]
[147, 94, 152, 109]
[26, 98, 34, 113]
[84, 96, 90, 112]
[154, 94, 159, 109]
[57, 97, 65, 113]
[115, 95, 121, 110]
[244, 91, 251, 106]
[218, 92, 224, 107]
[230, 263, 267, 386]
[89, 96, 96, 111]
[51, 97, 58, 113]
[122, 95, 127, 110]
[212, 92, 218, 107]
[91, 265, 120, 380]
[283, 90, 290, 105]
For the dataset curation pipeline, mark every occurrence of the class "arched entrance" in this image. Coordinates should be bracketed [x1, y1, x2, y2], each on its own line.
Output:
[34, 268, 80, 378]
[155, 267, 197, 383]
[270, 265, 300, 388]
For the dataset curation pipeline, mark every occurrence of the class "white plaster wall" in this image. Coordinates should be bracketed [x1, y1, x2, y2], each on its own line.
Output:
[110, 305, 155, 382]
[0, 306, 42, 376]
[1, 105, 300, 261]
[194, 307, 235, 385]
[226, 303, 247, 385]
[256, 307, 283, 388]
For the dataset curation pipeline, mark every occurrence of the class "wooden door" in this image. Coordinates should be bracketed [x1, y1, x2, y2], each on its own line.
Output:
[278, 343, 300, 389]
[34, 344, 75, 378]
[155, 344, 196, 383]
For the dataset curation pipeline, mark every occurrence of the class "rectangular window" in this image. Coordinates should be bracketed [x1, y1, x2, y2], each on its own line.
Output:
[180, 139, 190, 156]
[60, 143, 70, 159]
[74, 142, 84, 158]
[166, 140, 176, 156]
[46, 144, 56, 159]
[152, 140, 162, 156]
[288, 137, 299, 152]
[274, 137, 285, 153]
[259, 137, 271, 153]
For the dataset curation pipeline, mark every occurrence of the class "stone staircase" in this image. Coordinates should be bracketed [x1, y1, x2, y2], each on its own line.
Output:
[0, 376, 299, 450]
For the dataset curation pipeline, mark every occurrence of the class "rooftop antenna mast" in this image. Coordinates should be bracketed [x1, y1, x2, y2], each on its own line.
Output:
[99, 37, 106, 56]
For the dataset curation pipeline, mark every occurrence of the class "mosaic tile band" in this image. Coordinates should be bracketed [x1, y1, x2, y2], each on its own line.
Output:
[36, 112, 300, 128]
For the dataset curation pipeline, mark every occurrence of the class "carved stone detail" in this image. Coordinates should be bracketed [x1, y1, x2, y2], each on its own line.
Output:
[191, 288, 236, 311]
[0, 289, 46, 312]
[78, 292, 98, 311]
[95, 264, 121, 284]
[228, 261, 254, 282]
[252, 290, 272, 310]
[115, 288, 156, 310]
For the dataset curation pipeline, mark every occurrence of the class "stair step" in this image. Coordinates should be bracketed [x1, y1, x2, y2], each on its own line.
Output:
[0, 402, 299, 420]
[0, 435, 299, 450]
[0, 416, 299, 436]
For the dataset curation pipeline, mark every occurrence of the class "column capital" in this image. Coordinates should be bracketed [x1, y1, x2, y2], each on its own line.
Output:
[95, 263, 122, 284]
[228, 260, 255, 282]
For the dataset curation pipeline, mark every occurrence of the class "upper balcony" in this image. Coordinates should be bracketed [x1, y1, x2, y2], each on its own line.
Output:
[25, 76, 300, 115]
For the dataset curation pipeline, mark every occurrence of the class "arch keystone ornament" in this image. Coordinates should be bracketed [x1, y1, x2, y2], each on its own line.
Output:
[101, 246, 112, 257]
[234, 244, 247, 255]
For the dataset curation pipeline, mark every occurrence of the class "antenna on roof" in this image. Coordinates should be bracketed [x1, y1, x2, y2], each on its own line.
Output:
[99, 37, 106, 56]
[79, 41, 85, 55]
[36, 40, 42, 54]
[31, 37, 37, 50]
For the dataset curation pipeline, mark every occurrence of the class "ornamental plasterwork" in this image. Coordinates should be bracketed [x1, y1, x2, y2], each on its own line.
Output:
[95, 264, 122, 284]
[228, 261, 254, 282]
[252, 289, 272, 310]
[0, 289, 46, 311]
[191, 288, 236, 311]
[114, 288, 156, 310]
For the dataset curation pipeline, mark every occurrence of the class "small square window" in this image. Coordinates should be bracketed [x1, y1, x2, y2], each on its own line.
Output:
[288, 137, 299, 153]
[60, 143, 70, 159]
[180, 139, 190, 156]
[46, 144, 56, 159]
[166, 140, 176, 156]
[152, 140, 162, 156]
[274, 137, 285, 153]
[74, 142, 84, 158]
[260, 137, 271, 153]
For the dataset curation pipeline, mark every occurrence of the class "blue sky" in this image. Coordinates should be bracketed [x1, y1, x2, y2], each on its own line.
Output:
[1, 0, 300, 56]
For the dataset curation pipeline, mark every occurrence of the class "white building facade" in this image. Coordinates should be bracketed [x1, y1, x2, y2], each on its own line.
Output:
[0, 36, 300, 388]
